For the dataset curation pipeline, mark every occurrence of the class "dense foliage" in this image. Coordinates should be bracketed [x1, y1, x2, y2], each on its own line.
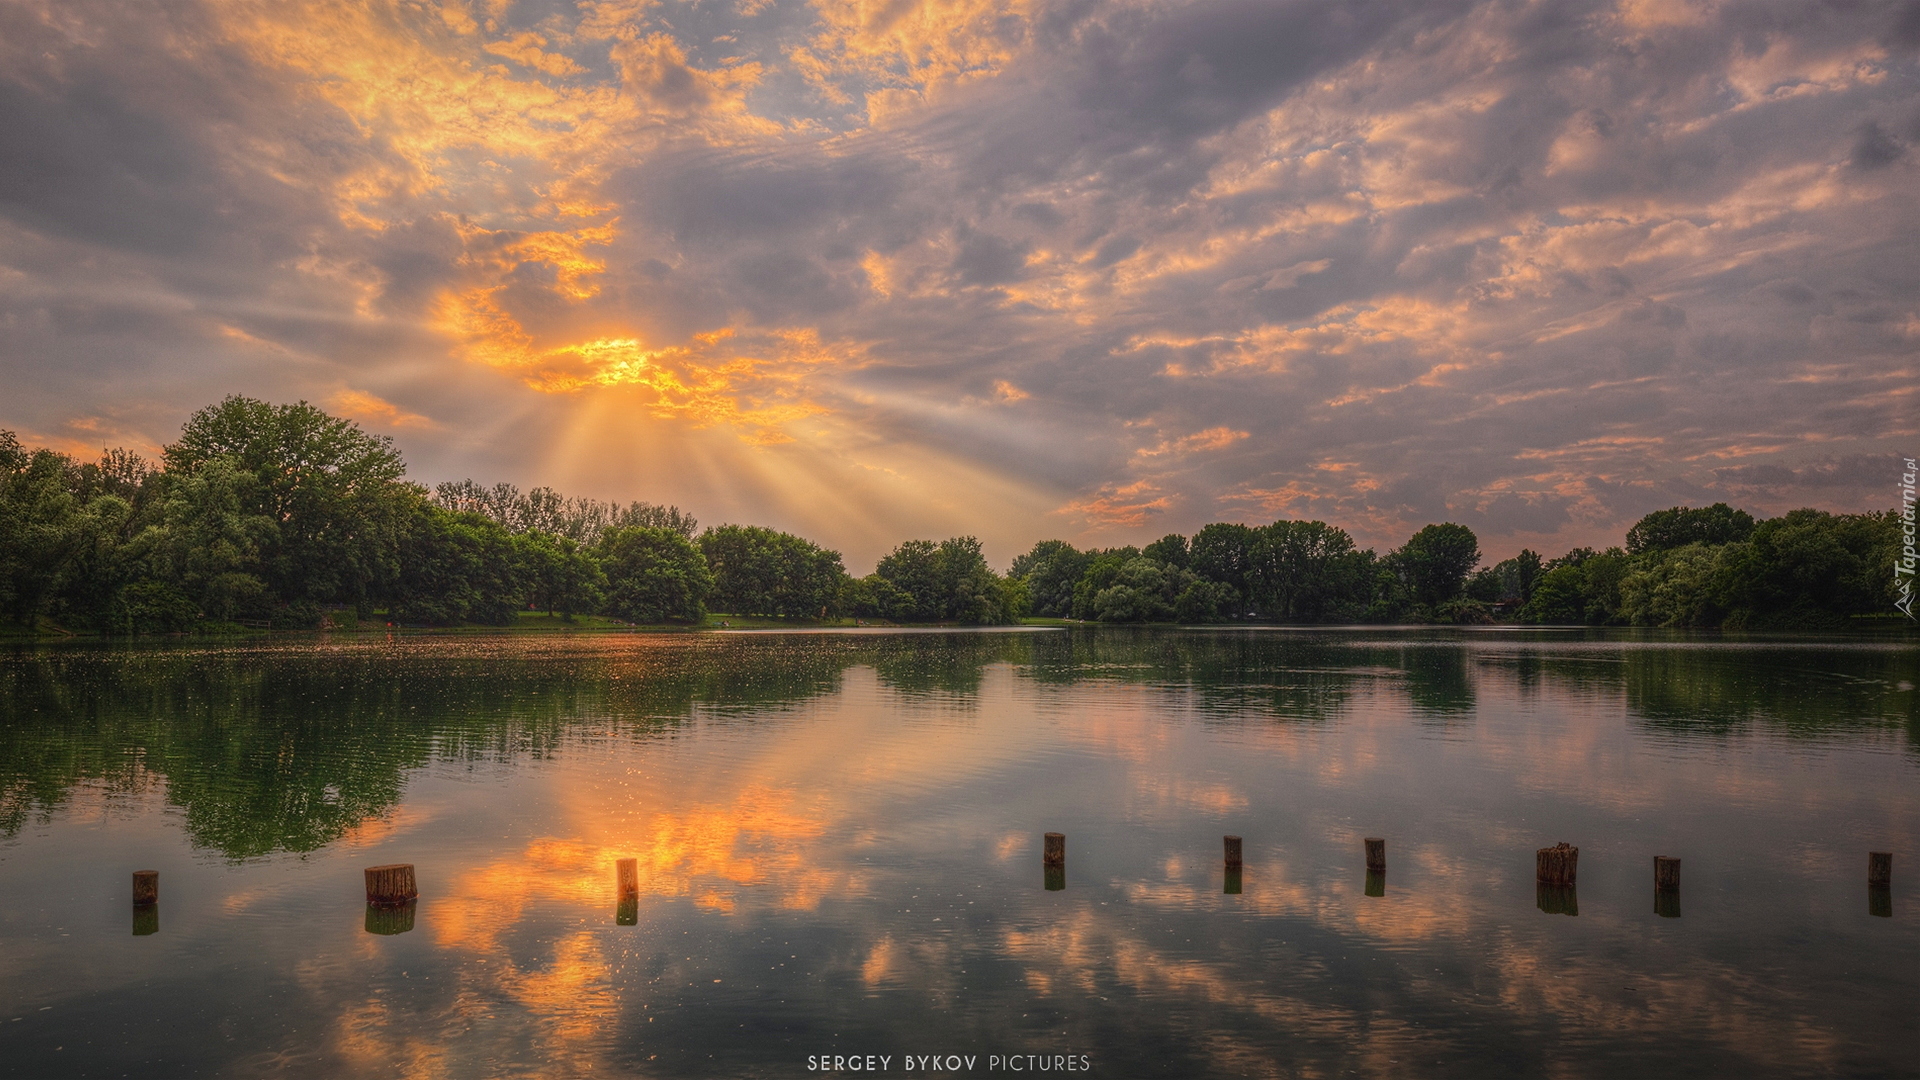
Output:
[1008, 504, 1905, 627]
[0, 399, 1022, 631]
[0, 401, 1906, 632]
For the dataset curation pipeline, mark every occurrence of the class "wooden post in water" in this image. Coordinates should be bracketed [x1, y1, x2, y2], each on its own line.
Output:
[1224, 835, 1243, 870]
[1654, 856, 1680, 891]
[1365, 837, 1386, 872]
[1044, 865, 1066, 892]
[132, 870, 159, 907]
[1536, 843, 1578, 886]
[1869, 851, 1892, 887]
[1043, 832, 1066, 867]
[1654, 856, 1682, 918]
[1870, 851, 1893, 917]
[1224, 867, 1242, 895]
[1365, 869, 1385, 898]
[365, 864, 418, 906]
[616, 857, 640, 925]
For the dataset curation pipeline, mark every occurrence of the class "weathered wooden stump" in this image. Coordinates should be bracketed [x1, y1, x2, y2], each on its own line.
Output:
[1536, 843, 1578, 886]
[365, 864, 418, 907]
[1655, 890, 1682, 919]
[617, 858, 639, 899]
[1869, 851, 1892, 887]
[364, 902, 416, 935]
[1654, 856, 1681, 892]
[1224, 835, 1243, 869]
[1365, 869, 1385, 898]
[1043, 832, 1066, 867]
[132, 906, 159, 936]
[1365, 837, 1386, 871]
[1224, 867, 1243, 895]
[132, 870, 159, 907]
[1043, 864, 1065, 892]
[1536, 883, 1578, 916]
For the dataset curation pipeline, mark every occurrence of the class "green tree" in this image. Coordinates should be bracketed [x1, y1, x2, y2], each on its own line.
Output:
[389, 504, 525, 625]
[1393, 523, 1480, 608]
[1142, 533, 1190, 569]
[1009, 540, 1089, 618]
[516, 531, 605, 619]
[1625, 503, 1756, 555]
[597, 526, 712, 623]
[1093, 557, 1179, 622]
[1710, 509, 1895, 628]
[1190, 523, 1256, 613]
[0, 435, 82, 626]
[1246, 520, 1373, 621]
[874, 536, 1017, 624]
[698, 525, 845, 617]
[1070, 548, 1137, 620]
[1619, 543, 1725, 627]
[145, 458, 277, 625]
[1519, 547, 1630, 624]
[165, 397, 410, 614]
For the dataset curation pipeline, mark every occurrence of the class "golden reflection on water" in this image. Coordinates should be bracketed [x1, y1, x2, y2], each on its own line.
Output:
[7, 632, 1917, 1078]
[311, 649, 1914, 1077]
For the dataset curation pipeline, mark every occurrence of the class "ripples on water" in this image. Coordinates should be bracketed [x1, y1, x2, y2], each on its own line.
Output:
[0, 627, 1915, 1078]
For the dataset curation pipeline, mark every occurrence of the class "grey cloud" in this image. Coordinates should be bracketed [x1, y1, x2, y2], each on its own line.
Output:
[1850, 121, 1906, 169]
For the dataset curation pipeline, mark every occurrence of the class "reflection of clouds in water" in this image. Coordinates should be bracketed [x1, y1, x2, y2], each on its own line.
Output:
[7, 631, 1916, 1077]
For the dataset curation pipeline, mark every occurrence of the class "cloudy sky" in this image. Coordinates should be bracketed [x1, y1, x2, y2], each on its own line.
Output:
[1, 0, 1915, 570]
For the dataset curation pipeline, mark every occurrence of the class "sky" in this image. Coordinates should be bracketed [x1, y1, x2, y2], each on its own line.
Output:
[1, 0, 1916, 572]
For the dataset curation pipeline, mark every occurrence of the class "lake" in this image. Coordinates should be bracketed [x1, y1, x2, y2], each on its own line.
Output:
[1, 627, 1916, 1078]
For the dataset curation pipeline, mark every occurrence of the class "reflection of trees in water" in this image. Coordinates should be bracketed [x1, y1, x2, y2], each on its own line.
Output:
[1620, 644, 1919, 742]
[0, 638, 859, 858]
[5, 630, 1910, 859]
[1026, 629, 1379, 724]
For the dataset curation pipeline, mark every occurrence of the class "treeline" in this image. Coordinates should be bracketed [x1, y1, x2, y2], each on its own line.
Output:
[1010, 502, 1905, 629]
[0, 397, 1020, 632]
[0, 398, 1904, 633]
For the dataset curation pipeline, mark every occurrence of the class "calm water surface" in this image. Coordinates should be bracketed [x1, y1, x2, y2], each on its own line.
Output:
[1, 627, 1916, 1078]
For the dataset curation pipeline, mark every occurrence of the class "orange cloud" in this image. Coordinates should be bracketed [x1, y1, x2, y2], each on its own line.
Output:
[329, 389, 439, 430]
[1134, 426, 1249, 459]
[1056, 480, 1174, 528]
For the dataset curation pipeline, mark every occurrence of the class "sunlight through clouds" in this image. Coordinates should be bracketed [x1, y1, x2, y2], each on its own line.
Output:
[0, 0, 1913, 567]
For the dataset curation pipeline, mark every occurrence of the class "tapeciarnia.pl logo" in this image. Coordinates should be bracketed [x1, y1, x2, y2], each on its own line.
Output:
[1898, 456, 1916, 620]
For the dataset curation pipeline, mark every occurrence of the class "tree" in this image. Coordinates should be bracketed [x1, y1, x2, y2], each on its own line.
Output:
[1709, 509, 1894, 628]
[1089, 555, 1233, 623]
[1393, 523, 1480, 608]
[874, 536, 1018, 624]
[1625, 503, 1756, 555]
[698, 525, 844, 617]
[1518, 547, 1630, 624]
[1619, 543, 1725, 627]
[597, 526, 712, 623]
[389, 505, 525, 626]
[1070, 548, 1137, 620]
[1142, 533, 1190, 569]
[1190, 523, 1256, 612]
[0, 436, 82, 626]
[1010, 540, 1090, 618]
[434, 479, 695, 544]
[1246, 520, 1373, 621]
[516, 531, 605, 619]
[165, 397, 410, 613]
[1093, 557, 1179, 622]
